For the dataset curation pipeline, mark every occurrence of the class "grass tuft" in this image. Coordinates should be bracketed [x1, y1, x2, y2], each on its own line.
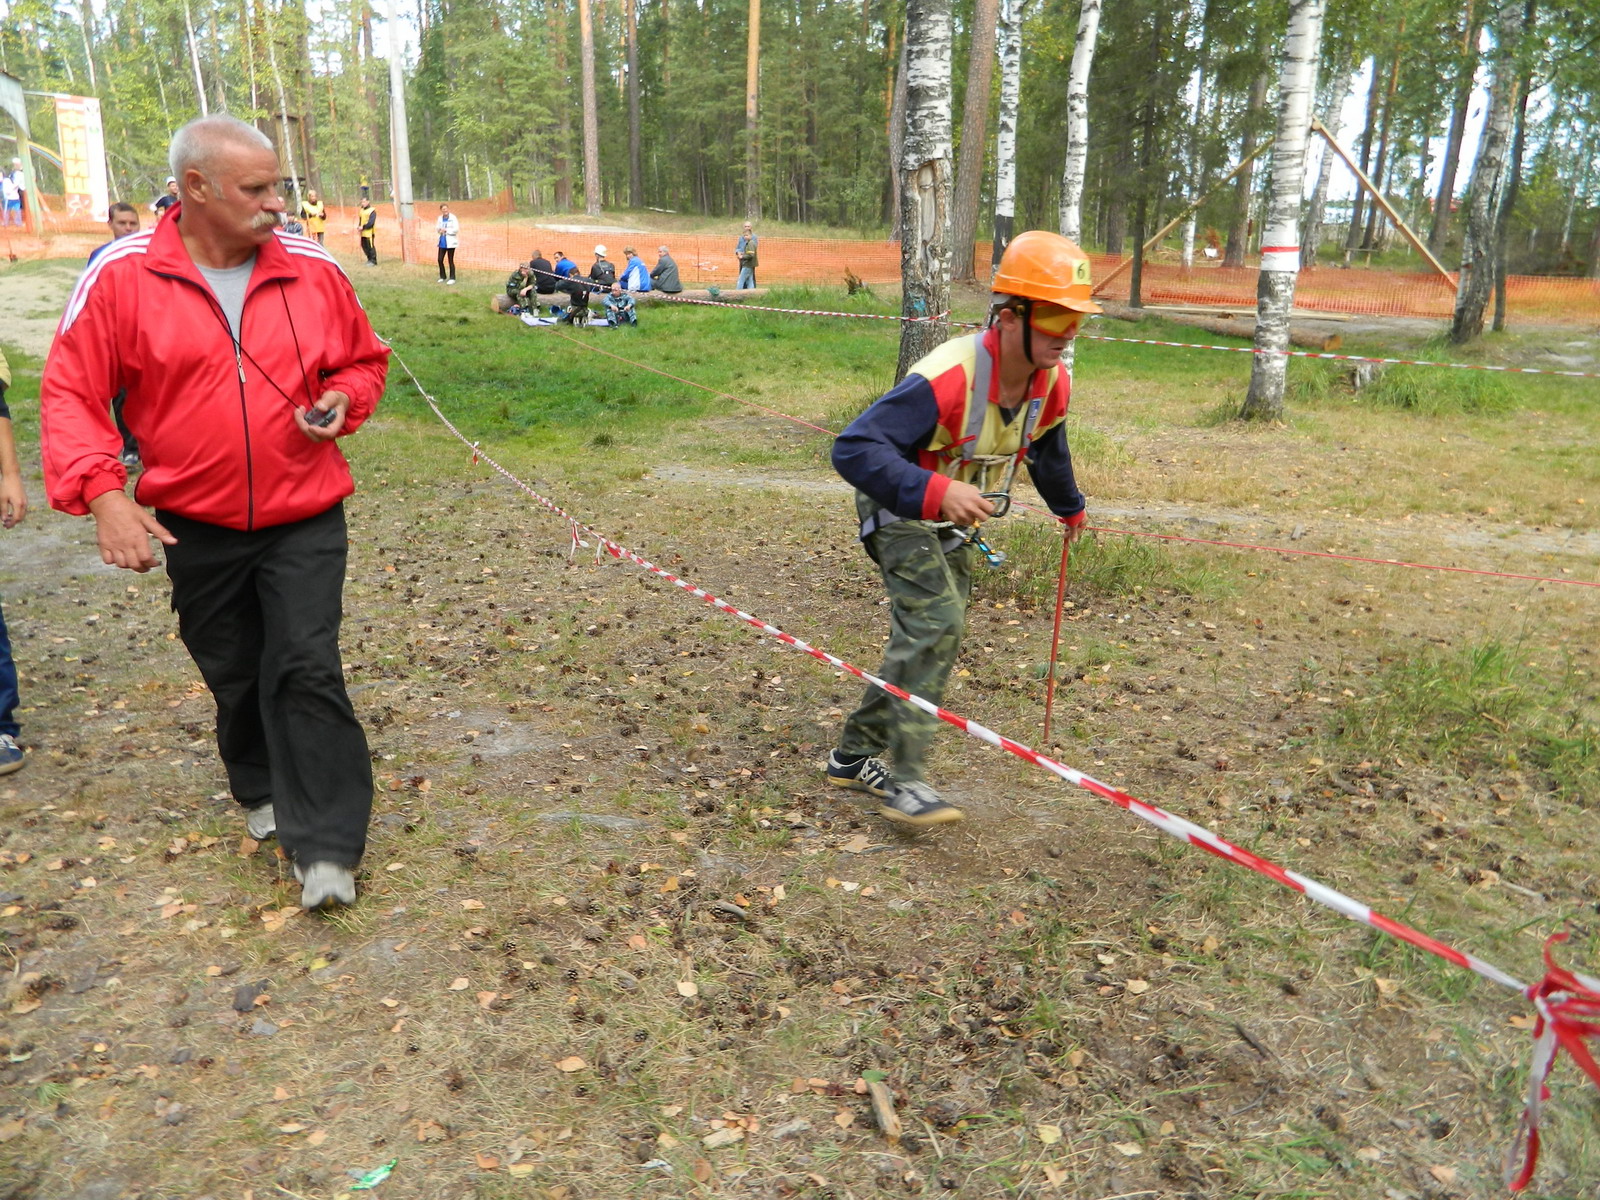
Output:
[989, 520, 1231, 607]
[1333, 640, 1600, 801]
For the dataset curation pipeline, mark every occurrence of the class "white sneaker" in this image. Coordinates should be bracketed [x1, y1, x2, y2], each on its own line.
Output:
[445, 279, 457, 286]
[294, 862, 357, 909]
[245, 803, 276, 840]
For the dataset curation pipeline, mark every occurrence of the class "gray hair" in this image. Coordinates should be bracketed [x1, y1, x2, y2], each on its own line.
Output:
[169, 115, 274, 187]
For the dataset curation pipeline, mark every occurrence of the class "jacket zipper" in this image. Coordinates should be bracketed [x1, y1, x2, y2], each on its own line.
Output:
[154, 268, 270, 531]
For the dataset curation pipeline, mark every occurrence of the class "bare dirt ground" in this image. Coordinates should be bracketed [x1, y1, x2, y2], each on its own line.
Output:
[2, 263, 1597, 1200]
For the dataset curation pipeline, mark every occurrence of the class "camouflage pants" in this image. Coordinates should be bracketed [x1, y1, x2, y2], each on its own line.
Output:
[837, 492, 974, 783]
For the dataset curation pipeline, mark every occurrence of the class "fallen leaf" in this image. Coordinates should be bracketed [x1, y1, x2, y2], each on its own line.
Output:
[476, 991, 501, 1010]
[1043, 1163, 1068, 1186]
[1429, 1165, 1457, 1184]
[834, 1109, 855, 1129]
[1355, 1146, 1383, 1163]
[306, 1129, 327, 1147]
[277, 1123, 307, 1134]
[701, 1127, 744, 1149]
[677, 980, 699, 998]
[1037, 1124, 1062, 1145]
[507, 1162, 535, 1177]
[1159, 1120, 1176, 1136]
[692, 1158, 713, 1183]
[1125, 979, 1150, 995]
[839, 834, 871, 854]
[273, 1086, 291, 1101]
[415, 1119, 446, 1142]
[1111, 1142, 1143, 1157]
[447, 977, 470, 991]
[475, 1152, 500, 1170]
[555, 1056, 587, 1073]
[1374, 977, 1400, 997]
[626, 934, 648, 950]
[461, 898, 485, 910]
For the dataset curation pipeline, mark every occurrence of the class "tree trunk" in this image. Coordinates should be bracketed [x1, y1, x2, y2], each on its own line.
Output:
[1224, 70, 1269, 267]
[550, 0, 573, 210]
[1492, 1, 1534, 333]
[950, 0, 998, 281]
[1342, 58, 1382, 261]
[1450, 0, 1521, 344]
[887, 31, 908, 235]
[264, 7, 302, 203]
[183, 0, 209, 115]
[1559, 127, 1594, 258]
[627, 0, 642, 207]
[1241, 0, 1325, 422]
[1360, 30, 1404, 256]
[895, 0, 954, 382]
[744, 0, 761, 219]
[1182, 0, 1217, 269]
[991, 0, 1020, 272]
[578, 0, 601, 215]
[1058, 0, 1102, 242]
[1301, 60, 1352, 267]
[1428, 0, 1477, 254]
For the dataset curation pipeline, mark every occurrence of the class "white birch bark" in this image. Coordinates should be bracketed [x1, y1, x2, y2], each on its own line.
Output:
[264, 5, 303, 204]
[1300, 60, 1353, 266]
[1058, 0, 1101, 242]
[1240, 0, 1325, 422]
[895, 0, 954, 381]
[990, 0, 1020, 274]
[1181, 0, 1210, 269]
[1450, 0, 1520, 343]
[184, 0, 210, 116]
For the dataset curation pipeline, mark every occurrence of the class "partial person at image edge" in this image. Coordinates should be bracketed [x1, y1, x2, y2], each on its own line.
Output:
[0, 347, 28, 775]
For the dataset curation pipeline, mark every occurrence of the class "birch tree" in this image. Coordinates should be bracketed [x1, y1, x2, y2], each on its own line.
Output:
[895, 0, 954, 382]
[990, 0, 1020, 272]
[1240, 0, 1326, 422]
[1058, 0, 1101, 241]
[1451, 0, 1521, 344]
[950, 0, 998, 282]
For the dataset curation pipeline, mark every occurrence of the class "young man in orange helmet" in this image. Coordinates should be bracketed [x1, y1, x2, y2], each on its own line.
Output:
[826, 231, 1101, 827]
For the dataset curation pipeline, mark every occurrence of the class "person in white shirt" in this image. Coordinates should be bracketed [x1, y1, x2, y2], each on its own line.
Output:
[1, 160, 22, 227]
[435, 204, 460, 284]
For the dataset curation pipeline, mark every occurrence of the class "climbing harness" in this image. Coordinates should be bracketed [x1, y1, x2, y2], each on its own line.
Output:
[858, 336, 1044, 568]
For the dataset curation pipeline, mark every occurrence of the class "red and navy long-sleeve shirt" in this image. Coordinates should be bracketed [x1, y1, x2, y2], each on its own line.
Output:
[832, 327, 1085, 523]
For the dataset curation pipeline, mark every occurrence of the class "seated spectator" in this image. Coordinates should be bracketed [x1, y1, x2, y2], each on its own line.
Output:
[553, 250, 578, 278]
[529, 248, 555, 290]
[555, 271, 593, 324]
[650, 245, 683, 294]
[589, 245, 617, 287]
[619, 246, 652, 292]
[506, 260, 540, 312]
[603, 283, 638, 326]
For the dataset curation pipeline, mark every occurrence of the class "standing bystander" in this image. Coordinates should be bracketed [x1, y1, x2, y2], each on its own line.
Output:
[435, 204, 460, 284]
[825, 232, 1099, 826]
[0, 347, 29, 774]
[1, 160, 22, 227]
[735, 222, 758, 289]
[39, 114, 391, 909]
[299, 189, 327, 245]
[89, 202, 146, 467]
[152, 176, 180, 220]
[356, 198, 378, 266]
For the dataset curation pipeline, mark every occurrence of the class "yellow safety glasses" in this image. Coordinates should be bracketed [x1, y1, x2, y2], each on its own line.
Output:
[1027, 302, 1084, 337]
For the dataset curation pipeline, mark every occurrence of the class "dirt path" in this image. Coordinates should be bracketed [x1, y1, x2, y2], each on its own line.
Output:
[0, 261, 81, 358]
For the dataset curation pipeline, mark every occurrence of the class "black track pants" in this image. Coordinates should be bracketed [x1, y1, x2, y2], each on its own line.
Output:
[160, 504, 372, 868]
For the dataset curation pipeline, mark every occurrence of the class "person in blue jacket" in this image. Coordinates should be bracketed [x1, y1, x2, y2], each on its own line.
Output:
[619, 247, 652, 292]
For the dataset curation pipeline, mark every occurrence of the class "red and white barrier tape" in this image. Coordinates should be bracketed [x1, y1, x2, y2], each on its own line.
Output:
[652, 291, 951, 324]
[1076, 330, 1600, 381]
[641, 291, 1600, 381]
[385, 339, 1599, 1189]
[533, 327, 1600, 593]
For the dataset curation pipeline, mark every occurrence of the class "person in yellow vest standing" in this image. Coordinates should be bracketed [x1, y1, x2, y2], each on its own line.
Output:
[824, 231, 1099, 827]
[299, 189, 327, 245]
[356, 198, 377, 266]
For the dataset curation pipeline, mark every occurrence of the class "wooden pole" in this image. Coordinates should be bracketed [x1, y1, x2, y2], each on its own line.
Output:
[1042, 533, 1071, 743]
[1092, 140, 1271, 295]
[1312, 116, 1457, 289]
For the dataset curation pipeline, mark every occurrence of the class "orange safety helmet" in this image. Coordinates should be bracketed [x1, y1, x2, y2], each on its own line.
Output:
[991, 230, 1103, 314]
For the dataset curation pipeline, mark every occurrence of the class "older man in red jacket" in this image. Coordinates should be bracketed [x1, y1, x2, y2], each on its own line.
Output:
[41, 114, 390, 910]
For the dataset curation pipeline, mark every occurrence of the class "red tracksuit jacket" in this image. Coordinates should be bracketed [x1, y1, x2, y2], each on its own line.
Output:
[41, 207, 390, 531]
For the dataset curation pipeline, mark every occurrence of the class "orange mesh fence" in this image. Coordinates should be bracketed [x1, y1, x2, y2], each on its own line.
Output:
[7, 197, 1599, 326]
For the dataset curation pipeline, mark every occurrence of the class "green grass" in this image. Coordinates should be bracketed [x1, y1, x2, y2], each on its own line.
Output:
[993, 518, 1233, 608]
[1332, 640, 1600, 801]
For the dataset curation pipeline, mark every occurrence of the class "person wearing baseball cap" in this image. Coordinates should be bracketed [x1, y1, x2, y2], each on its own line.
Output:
[824, 230, 1100, 828]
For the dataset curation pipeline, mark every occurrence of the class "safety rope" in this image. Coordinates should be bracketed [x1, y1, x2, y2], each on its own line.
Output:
[384, 336, 1600, 1191]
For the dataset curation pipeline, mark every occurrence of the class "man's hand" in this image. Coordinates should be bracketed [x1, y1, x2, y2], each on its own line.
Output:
[939, 480, 996, 526]
[297, 389, 351, 441]
[1063, 510, 1088, 544]
[0, 477, 26, 530]
[87, 490, 176, 572]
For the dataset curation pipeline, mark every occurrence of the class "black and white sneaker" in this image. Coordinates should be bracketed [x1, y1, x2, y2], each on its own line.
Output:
[879, 781, 964, 827]
[826, 750, 894, 798]
[245, 802, 276, 840]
